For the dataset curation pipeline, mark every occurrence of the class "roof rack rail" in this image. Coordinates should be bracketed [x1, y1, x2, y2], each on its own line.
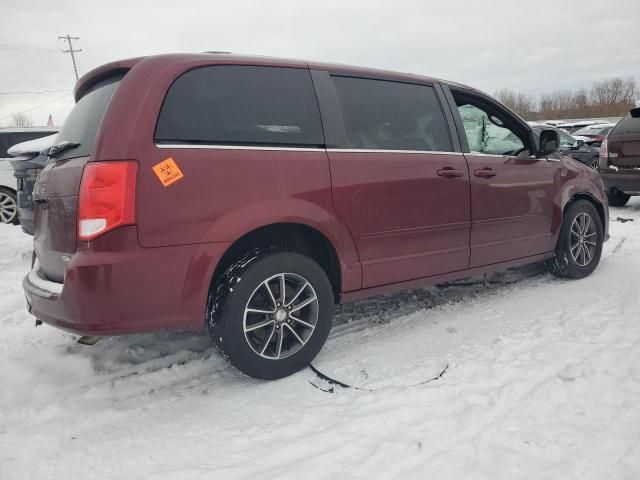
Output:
[203, 51, 231, 54]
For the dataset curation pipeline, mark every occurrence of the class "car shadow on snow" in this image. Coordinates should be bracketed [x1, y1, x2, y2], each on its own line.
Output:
[67, 262, 549, 380]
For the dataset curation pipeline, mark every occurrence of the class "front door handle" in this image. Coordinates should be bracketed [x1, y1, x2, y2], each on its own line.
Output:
[474, 168, 496, 178]
[437, 167, 464, 178]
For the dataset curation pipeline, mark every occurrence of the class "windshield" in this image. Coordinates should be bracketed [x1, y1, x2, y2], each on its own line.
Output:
[50, 74, 124, 161]
[573, 124, 611, 136]
[558, 130, 577, 148]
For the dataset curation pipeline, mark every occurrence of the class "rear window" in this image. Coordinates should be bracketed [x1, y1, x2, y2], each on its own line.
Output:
[0, 131, 54, 158]
[611, 113, 640, 135]
[331, 76, 452, 151]
[51, 74, 124, 161]
[155, 66, 324, 147]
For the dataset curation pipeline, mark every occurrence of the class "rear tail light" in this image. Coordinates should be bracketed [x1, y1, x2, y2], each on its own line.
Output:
[599, 138, 609, 168]
[78, 161, 138, 241]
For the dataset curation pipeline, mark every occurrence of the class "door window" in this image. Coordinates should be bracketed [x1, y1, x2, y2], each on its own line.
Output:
[331, 76, 452, 152]
[454, 93, 530, 156]
[156, 66, 324, 147]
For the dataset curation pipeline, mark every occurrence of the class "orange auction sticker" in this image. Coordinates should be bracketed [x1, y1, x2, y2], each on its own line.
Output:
[152, 157, 184, 187]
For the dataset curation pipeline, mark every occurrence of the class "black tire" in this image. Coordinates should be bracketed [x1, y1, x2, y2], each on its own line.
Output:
[0, 188, 19, 225]
[547, 200, 603, 279]
[207, 250, 334, 380]
[607, 191, 630, 207]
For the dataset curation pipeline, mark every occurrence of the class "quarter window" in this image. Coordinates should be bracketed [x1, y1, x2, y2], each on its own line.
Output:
[155, 66, 324, 147]
[331, 76, 452, 151]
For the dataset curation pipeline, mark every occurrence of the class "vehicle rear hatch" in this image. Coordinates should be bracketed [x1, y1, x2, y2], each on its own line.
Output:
[607, 110, 640, 168]
[32, 73, 125, 283]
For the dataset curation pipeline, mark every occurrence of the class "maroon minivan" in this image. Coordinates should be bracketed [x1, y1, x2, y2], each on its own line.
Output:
[24, 54, 608, 379]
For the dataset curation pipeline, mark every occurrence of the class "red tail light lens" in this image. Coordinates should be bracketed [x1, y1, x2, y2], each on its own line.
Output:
[78, 161, 137, 241]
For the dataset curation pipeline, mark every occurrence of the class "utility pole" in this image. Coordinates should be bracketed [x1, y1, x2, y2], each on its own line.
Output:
[58, 34, 82, 81]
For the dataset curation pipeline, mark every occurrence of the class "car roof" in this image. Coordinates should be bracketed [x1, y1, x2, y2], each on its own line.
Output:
[76, 52, 476, 100]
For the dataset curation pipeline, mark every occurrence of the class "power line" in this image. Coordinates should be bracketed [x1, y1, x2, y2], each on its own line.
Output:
[59, 34, 82, 81]
[0, 44, 58, 52]
[0, 39, 63, 91]
[0, 93, 73, 122]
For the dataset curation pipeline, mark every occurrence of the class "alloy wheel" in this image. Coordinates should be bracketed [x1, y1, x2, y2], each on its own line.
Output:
[569, 212, 597, 267]
[0, 192, 17, 224]
[243, 273, 319, 360]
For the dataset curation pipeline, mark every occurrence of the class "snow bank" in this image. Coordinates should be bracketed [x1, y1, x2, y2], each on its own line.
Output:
[1, 202, 640, 479]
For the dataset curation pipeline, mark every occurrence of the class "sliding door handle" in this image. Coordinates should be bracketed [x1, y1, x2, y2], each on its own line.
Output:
[437, 167, 464, 178]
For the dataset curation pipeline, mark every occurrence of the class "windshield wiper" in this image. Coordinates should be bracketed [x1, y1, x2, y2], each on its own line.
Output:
[48, 141, 80, 157]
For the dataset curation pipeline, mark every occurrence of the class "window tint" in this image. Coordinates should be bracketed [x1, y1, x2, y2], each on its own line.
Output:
[0, 132, 54, 158]
[51, 74, 123, 161]
[331, 76, 452, 151]
[156, 66, 324, 147]
[611, 114, 640, 135]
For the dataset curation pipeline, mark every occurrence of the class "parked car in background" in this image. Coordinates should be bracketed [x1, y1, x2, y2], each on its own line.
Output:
[23, 53, 608, 380]
[7, 134, 58, 234]
[599, 107, 640, 206]
[530, 122, 600, 168]
[557, 120, 606, 134]
[0, 127, 58, 225]
[572, 123, 615, 146]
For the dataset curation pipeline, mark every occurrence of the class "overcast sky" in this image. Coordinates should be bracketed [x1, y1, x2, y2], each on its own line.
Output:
[1, 0, 638, 127]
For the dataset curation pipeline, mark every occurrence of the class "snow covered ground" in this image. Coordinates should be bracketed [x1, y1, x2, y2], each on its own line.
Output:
[1, 201, 640, 480]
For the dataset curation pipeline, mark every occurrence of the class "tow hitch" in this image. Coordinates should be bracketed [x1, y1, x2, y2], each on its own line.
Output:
[77, 336, 102, 346]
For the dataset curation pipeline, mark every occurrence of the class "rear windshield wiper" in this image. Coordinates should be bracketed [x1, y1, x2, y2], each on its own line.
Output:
[48, 141, 80, 157]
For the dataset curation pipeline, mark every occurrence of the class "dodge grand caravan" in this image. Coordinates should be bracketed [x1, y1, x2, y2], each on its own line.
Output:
[24, 54, 608, 379]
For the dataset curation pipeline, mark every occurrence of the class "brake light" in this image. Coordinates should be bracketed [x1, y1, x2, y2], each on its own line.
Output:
[600, 138, 608, 162]
[78, 161, 138, 241]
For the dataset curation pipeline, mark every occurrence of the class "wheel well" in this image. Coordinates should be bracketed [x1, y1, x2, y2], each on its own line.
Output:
[211, 223, 342, 302]
[565, 193, 605, 227]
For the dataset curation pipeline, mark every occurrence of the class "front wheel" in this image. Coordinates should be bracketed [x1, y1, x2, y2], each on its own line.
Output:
[208, 251, 334, 380]
[547, 200, 603, 279]
[607, 191, 630, 207]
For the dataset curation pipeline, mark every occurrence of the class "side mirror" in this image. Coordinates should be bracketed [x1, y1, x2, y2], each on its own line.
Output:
[539, 129, 559, 156]
[576, 139, 584, 148]
[631, 106, 640, 118]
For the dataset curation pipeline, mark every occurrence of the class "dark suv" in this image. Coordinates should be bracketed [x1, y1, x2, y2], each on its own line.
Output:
[23, 54, 608, 379]
[599, 107, 640, 206]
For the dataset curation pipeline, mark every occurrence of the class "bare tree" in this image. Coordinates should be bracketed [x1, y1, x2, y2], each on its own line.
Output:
[10, 112, 34, 127]
[590, 77, 637, 117]
[505, 77, 638, 120]
[494, 88, 536, 119]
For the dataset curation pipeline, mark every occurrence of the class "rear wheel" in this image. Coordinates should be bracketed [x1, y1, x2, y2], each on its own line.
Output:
[547, 200, 603, 279]
[0, 188, 18, 225]
[207, 251, 334, 380]
[607, 190, 630, 207]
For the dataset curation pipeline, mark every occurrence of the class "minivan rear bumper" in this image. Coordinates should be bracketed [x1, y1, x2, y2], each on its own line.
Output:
[23, 226, 229, 336]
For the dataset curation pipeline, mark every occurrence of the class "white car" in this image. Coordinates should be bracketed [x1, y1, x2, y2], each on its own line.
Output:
[0, 127, 58, 224]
